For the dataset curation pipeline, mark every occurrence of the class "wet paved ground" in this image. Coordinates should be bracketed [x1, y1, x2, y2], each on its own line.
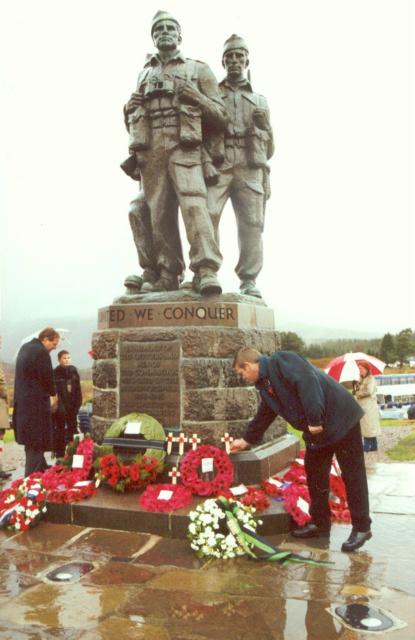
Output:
[0, 462, 414, 638]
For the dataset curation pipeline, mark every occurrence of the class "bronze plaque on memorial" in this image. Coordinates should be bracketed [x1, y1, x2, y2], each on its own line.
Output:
[119, 340, 181, 427]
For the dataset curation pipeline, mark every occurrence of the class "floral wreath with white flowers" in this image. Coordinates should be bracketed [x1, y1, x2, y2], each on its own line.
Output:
[188, 497, 259, 559]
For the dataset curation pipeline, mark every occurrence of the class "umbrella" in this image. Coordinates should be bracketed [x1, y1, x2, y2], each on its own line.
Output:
[325, 352, 386, 383]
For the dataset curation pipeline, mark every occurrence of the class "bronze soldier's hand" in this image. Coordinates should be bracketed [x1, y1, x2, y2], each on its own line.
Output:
[253, 108, 269, 130]
[202, 162, 219, 185]
[177, 81, 203, 107]
[126, 92, 143, 113]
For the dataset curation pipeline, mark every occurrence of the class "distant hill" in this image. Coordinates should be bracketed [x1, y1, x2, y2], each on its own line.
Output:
[1, 315, 97, 368]
[277, 321, 380, 343]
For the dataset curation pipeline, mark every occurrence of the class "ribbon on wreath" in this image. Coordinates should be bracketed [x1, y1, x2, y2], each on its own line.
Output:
[216, 497, 333, 567]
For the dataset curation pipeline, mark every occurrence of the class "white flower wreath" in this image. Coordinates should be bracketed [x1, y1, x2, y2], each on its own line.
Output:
[188, 498, 259, 559]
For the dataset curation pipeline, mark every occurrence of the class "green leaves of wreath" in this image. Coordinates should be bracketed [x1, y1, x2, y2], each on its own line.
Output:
[102, 412, 166, 463]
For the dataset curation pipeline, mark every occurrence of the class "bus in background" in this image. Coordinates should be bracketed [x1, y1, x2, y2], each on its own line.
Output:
[375, 373, 415, 405]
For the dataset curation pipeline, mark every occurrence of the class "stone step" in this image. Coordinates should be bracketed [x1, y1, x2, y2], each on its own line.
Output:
[44, 485, 292, 539]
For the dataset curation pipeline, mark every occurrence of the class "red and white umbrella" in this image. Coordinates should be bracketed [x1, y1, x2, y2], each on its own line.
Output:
[325, 352, 386, 383]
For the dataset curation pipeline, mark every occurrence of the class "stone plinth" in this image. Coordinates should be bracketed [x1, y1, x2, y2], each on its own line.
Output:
[92, 291, 297, 482]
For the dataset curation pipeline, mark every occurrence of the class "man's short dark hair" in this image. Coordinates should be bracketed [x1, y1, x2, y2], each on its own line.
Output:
[57, 350, 69, 360]
[233, 347, 261, 368]
[38, 327, 60, 342]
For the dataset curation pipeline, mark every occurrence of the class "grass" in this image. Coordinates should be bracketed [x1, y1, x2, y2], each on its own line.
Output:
[289, 418, 415, 462]
[3, 429, 15, 443]
[380, 419, 415, 427]
[287, 424, 303, 441]
[386, 430, 415, 461]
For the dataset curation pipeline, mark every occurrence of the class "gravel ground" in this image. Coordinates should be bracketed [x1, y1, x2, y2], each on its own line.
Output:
[2, 424, 414, 474]
[375, 423, 414, 462]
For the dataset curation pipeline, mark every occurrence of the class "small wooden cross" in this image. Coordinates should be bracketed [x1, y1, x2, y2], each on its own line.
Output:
[168, 467, 180, 485]
[177, 432, 188, 456]
[190, 433, 201, 450]
[165, 432, 176, 455]
[221, 432, 234, 454]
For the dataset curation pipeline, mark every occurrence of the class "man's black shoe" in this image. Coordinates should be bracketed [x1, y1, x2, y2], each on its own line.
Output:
[341, 529, 372, 552]
[0, 471, 12, 480]
[291, 523, 331, 538]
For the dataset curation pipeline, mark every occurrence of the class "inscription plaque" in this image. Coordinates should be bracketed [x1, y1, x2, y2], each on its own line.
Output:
[119, 340, 181, 427]
[98, 302, 275, 330]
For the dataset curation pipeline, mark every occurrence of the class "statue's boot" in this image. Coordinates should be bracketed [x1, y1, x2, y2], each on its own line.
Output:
[199, 269, 222, 296]
[140, 269, 161, 293]
[240, 279, 262, 298]
[142, 268, 179, 292]
[124, 274, 143, 295]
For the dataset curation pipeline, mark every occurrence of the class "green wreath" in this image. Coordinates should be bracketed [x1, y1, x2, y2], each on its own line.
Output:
[102, 412, 166, 463]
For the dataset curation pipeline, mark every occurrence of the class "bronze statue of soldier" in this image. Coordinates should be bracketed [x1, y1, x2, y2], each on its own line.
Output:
[123, 11, 228, 296]
[207, 35, 274, 299]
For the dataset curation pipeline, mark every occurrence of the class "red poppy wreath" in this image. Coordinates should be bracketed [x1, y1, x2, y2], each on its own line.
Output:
[139, 483, 193, 512]
[180, 445, 234, 496]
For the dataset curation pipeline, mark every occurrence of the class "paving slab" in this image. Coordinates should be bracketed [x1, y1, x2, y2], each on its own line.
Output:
[0, 461, 414, 638]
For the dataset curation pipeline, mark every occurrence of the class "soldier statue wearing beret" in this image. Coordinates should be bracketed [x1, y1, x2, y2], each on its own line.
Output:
[207, 35, 274, 298]
[123, 11, 228, 296]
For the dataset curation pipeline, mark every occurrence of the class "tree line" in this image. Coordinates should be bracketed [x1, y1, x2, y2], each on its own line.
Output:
[279, 328, 415, 365]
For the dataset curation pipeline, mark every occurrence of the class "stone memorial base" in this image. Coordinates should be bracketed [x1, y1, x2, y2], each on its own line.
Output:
[92, 291, 298, 484]
[44, 487, 292, 538]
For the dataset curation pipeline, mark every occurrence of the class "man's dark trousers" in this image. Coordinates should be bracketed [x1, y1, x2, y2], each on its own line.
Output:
[304, 423, 371, 532]
[24, 447, 48, 476]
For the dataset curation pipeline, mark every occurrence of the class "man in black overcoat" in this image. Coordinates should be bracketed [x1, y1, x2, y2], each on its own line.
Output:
[231, 347, 372, 552]
[53, 350, 82, 457]
[13, 327, 60, 476]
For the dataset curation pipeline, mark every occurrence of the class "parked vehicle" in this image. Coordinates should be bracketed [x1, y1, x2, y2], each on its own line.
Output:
[378, 404, 409, 420]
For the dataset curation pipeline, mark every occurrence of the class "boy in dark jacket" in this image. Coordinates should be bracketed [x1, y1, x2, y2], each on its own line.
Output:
[231, 347, 372, 552]
[53, 350, 82, 457]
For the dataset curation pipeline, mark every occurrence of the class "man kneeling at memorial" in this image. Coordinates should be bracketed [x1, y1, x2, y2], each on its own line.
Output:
[230, 347, 372, 552]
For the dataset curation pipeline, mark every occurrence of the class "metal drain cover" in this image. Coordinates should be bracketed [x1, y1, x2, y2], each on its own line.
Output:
[335, 604, 393, 632]
[46, 562, 94, 583]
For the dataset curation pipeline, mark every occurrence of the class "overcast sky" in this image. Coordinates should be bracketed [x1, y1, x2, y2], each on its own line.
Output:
[0, 0, 414, 343]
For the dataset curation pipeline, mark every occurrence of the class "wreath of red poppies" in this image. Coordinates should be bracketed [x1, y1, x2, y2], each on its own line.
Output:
[180, 445, 234, 496]
[41, 437, 97, 503]
[139, 483, 193, 512]
[283, 484, 311, 527]
[97, 453, 162, 492]
[217, 486, 271, 511]
[261, 451, 351, 525]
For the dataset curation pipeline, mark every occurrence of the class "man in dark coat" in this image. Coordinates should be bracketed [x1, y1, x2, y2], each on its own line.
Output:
[231, 348, 372, 552]
[13, 327, 60, 476]
[53, 350, 82, 457]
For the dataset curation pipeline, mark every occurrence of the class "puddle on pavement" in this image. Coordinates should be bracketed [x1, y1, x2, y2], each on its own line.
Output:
[2, 523, 85, 554]
[79, 616, 170, 640]
[0, 549, 69, 575]
[0, 582, 131, 629]
[0, 569, 41, 601]
[63, 528, 150, 558]
[133, 537, 207, 569]
[46, 562, 95, 583]
[82, 561, 154, 586]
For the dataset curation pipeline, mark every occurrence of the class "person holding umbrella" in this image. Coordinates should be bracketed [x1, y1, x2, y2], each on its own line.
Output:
[230, 348, 372, 552]
[354, 361, 382, 453]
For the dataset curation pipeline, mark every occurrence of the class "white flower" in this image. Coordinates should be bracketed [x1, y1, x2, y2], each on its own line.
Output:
[225, 534, 237, 548]
[188, 523, 197, 535]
